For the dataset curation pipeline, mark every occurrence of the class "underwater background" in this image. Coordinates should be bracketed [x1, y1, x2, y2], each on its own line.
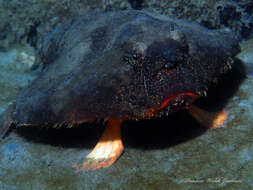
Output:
[0, 0, 253, 189]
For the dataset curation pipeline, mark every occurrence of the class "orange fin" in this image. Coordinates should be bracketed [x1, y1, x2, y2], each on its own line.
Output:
[73, 118, 124, 172]
[187, 105, 227, 129]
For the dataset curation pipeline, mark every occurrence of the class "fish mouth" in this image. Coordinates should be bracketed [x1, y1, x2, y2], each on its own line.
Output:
[145, 91, 198, 118]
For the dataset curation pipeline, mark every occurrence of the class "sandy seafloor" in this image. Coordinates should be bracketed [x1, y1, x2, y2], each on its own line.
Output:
[0, 41, 252, 190]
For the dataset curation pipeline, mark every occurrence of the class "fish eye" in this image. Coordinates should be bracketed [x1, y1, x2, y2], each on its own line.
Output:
[164, 61, 173, 69]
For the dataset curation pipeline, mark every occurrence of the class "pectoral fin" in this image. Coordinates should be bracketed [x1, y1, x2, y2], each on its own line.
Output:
[187, 105, 227, 129]
[73, 118, 124, 172]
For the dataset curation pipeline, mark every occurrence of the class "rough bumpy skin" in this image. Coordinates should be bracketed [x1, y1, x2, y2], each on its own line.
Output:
[0, 10, 239, 130]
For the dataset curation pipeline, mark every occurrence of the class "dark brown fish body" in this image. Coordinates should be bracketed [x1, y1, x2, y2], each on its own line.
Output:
[0, 10, 239, 133]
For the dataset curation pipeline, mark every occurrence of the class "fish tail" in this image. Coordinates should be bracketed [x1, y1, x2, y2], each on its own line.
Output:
[0, 103, 15, 139]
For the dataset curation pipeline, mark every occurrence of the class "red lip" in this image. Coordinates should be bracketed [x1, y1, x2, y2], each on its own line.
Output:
[146, 91, 198, 118]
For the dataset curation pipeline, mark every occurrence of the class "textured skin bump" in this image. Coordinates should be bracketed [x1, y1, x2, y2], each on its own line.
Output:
[1, 10, 240, 129]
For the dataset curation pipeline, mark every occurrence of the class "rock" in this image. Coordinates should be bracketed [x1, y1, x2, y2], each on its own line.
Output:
[0, 0, 131, 50]
[0, 0, 252, 50]
[0, 45, 36, 114]
[141, 0, 253, 38]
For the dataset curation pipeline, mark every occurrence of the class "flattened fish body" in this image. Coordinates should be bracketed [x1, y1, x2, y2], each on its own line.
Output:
[5, 10, 240, 126]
